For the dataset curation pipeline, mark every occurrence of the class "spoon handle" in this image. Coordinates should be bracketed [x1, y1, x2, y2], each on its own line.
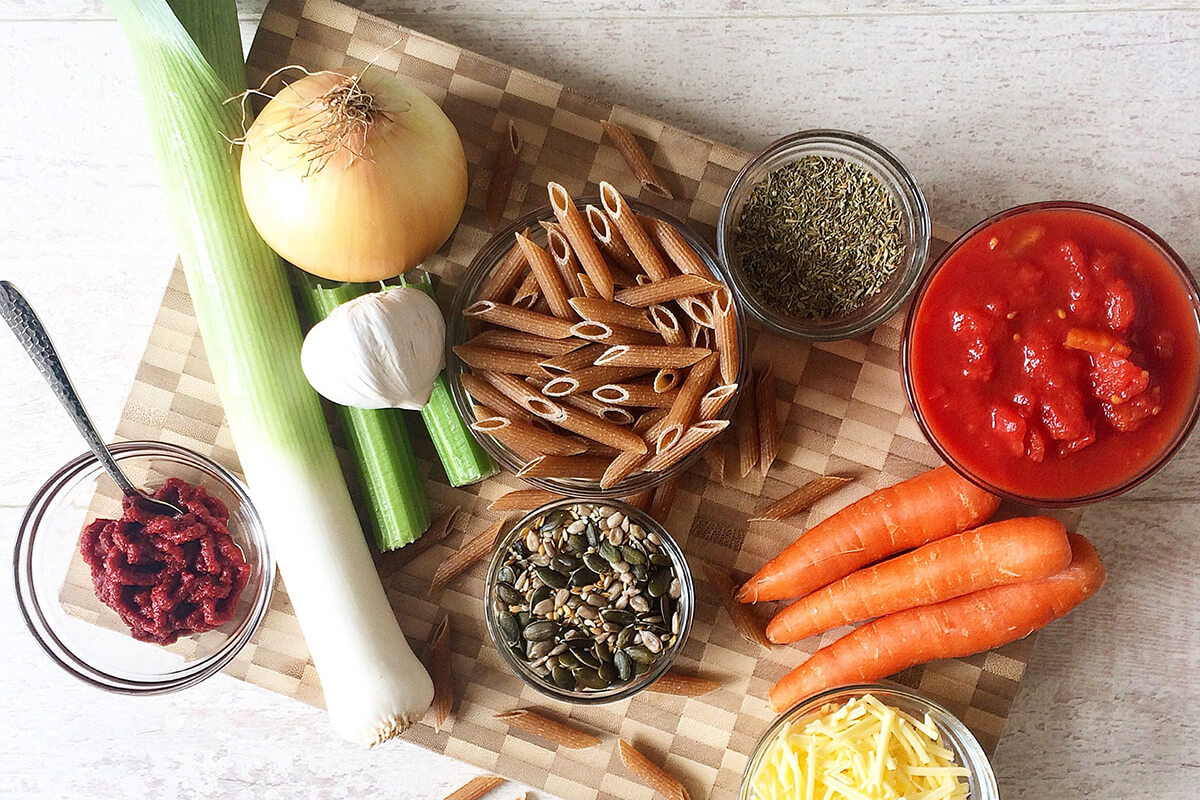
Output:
[0, 281, 138, 498]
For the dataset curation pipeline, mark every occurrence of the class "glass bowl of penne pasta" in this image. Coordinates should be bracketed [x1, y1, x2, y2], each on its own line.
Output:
[448, 182, 748, 498]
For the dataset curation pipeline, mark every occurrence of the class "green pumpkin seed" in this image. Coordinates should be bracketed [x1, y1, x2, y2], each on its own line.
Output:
[497, 565, 517, 585]
[552, 666, 576, 690]
[567, 533, 587, 553]
[574, 668, 608, 690]
[496, 582, 524, 605]
[553, 554, 581, 572]
[569, 567, 600, 588]
[599, 541, 621, 563]
[600, 608, 635, 626]
[497, 612, 521, 646]
[649, 553, 671, 567]
[630, 563, 648, 581]
[530, 584, 552, 607]
[594, 641, 611, 663]
[614, 649, 633, 681]
[633, 659, 651, 676]
[615, 627, 636, 649]
[647, 568, 673, 598]
[583, 552, 609, 574]
[524, 620, 558, 642]
[598, 662, 617, 682]
[585, 520, 600, 547]
[534, 566, 567, 589]
[540, 510, 567, 532]
[527, 639, 554, 659]
[557, 651, 580, 669]
[624, 645, 654, 665]
[574, 649, 601, 669]
[517, 611, 532, 628]
[619, 545, 645, 565]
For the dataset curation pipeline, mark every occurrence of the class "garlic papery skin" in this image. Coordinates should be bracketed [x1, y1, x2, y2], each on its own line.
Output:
[301, 287, 446, 410]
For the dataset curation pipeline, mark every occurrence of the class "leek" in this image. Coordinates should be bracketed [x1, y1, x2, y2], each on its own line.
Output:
[108, 0, 433, 744]
[295, 275, 431, 551]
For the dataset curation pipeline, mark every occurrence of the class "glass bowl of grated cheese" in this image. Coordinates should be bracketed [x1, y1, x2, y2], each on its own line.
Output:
[741, 684, 998, 800]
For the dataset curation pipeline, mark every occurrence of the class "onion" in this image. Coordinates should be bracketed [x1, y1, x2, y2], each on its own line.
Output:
[239, 70, 468, 282]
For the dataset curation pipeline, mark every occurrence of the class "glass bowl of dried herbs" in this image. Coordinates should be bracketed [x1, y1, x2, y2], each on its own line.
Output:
[717, 129, 930, 341]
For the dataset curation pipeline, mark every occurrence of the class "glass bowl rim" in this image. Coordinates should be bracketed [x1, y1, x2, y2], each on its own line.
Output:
[740, 682, 999, 800]
[12, 439, 275, 694]
[482, 496, 695, 704]
[717, 128, 932, 341]
[900, 200, 1200, 507]
[447, 197, 749, 499]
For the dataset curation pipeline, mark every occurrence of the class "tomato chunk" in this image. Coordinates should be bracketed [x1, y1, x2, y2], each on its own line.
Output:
[989, 404, 1027, 456]
[1089, 353, 1149, 404]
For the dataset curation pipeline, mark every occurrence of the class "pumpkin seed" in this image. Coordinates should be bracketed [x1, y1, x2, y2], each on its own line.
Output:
[518, 611, 532, 628]
[640, 630, 662, 653]
[497, 612, 521, 645]
[530, 584, 552, 607]
[619, 545, 645, 565]
[575, 668, 608, 690]
[566, 533, 587, 553]
[496, 564, 517, 585]
[600, 608, 635, 626]
[598, 541, 621, 563]
[649, 553, 671, 567]
[647, 568, 672, 598]
[552, 666, 576, 690]
[594, 640, 611, 663]
[553, 554, 581, 572]
[574, 649, 601, 670]
[630, 563, 648, 581]
[583, 552, 609, 574]
[598, 662, 617, 682]
[569, 567, 600, 588]
[527, 639, 554, 659]
[624, 645, 654, 665]
[585, 520, 600, 547]
[534, 566, 567, 589]
[524, 620, 558, 642]
[614, 649, 633, 681]
[496, 582, 523, 605]
[557, 651, 580, 669]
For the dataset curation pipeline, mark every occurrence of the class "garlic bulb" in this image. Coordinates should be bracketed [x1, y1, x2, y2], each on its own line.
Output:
[301, 287, 446, 410]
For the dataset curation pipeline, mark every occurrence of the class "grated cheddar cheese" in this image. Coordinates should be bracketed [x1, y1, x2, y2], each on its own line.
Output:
[749, 694, 971, 800]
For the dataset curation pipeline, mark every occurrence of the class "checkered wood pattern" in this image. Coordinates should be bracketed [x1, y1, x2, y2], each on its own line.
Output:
[60, 1, 1083, 797]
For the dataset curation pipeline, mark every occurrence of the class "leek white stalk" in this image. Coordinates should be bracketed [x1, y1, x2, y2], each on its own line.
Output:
[107, 0, 432, 744]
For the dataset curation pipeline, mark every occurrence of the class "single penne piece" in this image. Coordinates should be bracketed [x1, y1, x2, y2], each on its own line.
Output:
[480, 370, 545, 410]
[569, 320, 663, 347]
[576, 272, 601, 298]
[518, 454, 612, 480]
[478, 232, 530, 302]
[699, 383, 739, 420]
[546, 226, 585, 297]
[639, 214, 717, 280]
[440, 775, 506, 800]
[453, 344, 550, 376]
[655, 352, 719, 452]
[485, 120, 523, 229]
[584, 203, 643, 277]
[542, 365, 651, 396]
[424, 614, 453, 732]
[733, 381, 759, 478]
[648, 304, 687, 347]
[472, 415, 587, 459]
[654, 369, 680, 393]
[712, 286, 739, 383]
[593, 383, 680, 408]
[702, 444, 726, 485]
[510, 273, 542, 309]
[749, 475, 852, 522]
[431, 519, 506, 592]
[600, 410, 668, 488]
[548, 182, 614, 300]
[643, 419, 729, 472]
[489, 488, 562, 512]
[463, 300, 574, 339]
[598, 182, 671, 281]
[539, 342, 605, 375]
[465, 329, 584, 358]
[569, 296, 657, 333]
[494, 708, 601, 749]
[615, 275, 722, 308]
[756, 363, 780, 476]
[677, 293, 716, 328]
[516, 232, 574, 320]
[600, 120, 673, 199]
[595, 344, 712, 369]
[525, 396, 648, 453]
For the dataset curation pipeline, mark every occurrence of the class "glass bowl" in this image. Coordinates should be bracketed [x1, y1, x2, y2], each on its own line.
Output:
[448, 198, 748, 499]
[902, 201, 1200, 507]
[718, 129, 930, 341]
[13, 440, 274, 694]
[482, 497, 694, 704]
[741, 684, 998, 800]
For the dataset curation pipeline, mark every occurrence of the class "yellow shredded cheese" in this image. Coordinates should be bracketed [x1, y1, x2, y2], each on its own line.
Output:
[749, 694, 970, 800]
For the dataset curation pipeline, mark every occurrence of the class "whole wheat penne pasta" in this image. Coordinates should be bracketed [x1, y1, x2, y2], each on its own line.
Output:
[489, 488, 561, 512]
[698, 383, 738, 420]
[440, 775, 506, 800]
[518, 454, 611, 480]
[525, 396, 648, 453]
[576, 271, 600, 298]
[470, 403, 496, 422]
[485, 120, 522, 229]
[654, 369, 680, 393]
[648, 670, 721, 698]
[649, 477, 679, 523]
[693, 324, 713, 350]
[528, 375, 635, 425]
[431, 519, 506, 592]
[596, 344, 712, 369]
[615, 275, 722, 308]
[702, 444, 726, 484]
[656, 352, 719, 452]
[750, 475, 853, 522]
[639, 215, 717, 280]
[464, 300, 574, 339]
[648, 304, 687, 346]
[542, 365, 651, 396]
[584, 203, 643, 276]
[461, 372, 534, 422]
[478, 233, 529, 302]
[516, 232, 573, 320]
[546, 226, 585, 297]
[600, 121, 673, 199]
[593, 383, 679, 408]
[539, 219, 564, 236]
[644, 419, 729, 471]
[510, 273, 541, 309]
[453, 345, 550, 377]
[424, 614, 453, 732]
[466, 329, 584, 358]
[677, 294, 715, 328]
[548, 182, 614, 300]
[618, 739, 690, 800]
[569, 296, 656, 333]
[539, 342, 605, 375]
[480, 370, 545, 410]
[472, 415, 588, 459]
[635, 407, 671, 432]
[733, 382, 759, 478]
[598, 182, 672, 282]
[602, 409, 672, 488]
[570, 320, 663, 347]
[712, 286, 739, 383]
[756, 363, 779, 477]
[702, 560, 771, 650]
[494, 709, 601, 749]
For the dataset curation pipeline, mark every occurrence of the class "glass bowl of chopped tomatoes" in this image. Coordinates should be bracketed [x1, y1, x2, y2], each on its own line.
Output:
[13, 440, 274, 693]
[902, 201, 1200, 506]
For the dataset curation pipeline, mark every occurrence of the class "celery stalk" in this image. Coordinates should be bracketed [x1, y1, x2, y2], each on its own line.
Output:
[107, 0, 432, 744]
[295, 275, 431, 551]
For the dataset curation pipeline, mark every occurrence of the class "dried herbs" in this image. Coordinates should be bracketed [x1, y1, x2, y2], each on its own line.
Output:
[734, 155, 904, 320]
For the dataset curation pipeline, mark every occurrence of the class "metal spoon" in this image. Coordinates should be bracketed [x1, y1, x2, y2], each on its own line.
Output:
[0, 281, 184, 517]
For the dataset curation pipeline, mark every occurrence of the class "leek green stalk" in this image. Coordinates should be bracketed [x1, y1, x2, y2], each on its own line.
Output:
[108, 0, 432, 744]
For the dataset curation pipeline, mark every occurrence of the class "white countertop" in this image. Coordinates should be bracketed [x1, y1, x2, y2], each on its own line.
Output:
[1, 2, 1198, 798]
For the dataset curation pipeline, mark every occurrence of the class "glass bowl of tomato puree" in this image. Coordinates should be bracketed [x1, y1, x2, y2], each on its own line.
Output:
[903, 202, 1200, 506]
[13, 441, 274, 693]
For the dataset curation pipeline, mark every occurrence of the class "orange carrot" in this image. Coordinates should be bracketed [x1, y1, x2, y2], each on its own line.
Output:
[768, 533, 1104, 711]
[766, 516, 1072, 643]
[737, 466, 999, 604]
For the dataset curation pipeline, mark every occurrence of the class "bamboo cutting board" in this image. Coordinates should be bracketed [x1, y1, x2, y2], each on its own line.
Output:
[72, 1, 1080, 797]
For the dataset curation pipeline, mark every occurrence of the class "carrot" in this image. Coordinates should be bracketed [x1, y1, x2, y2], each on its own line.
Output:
[768, 533, 1105, 711]
[766, 516, 1072, 643]
[737, 466, 1000, 604]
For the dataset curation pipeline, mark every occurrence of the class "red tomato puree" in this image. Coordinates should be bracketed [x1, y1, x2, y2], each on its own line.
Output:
[80, 478, 250, 644]
[908, 208, 1200, 499]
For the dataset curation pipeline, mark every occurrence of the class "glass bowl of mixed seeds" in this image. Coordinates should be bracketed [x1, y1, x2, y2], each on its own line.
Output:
[483, 497, 694, 703]
[717, 129, 930, 341]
